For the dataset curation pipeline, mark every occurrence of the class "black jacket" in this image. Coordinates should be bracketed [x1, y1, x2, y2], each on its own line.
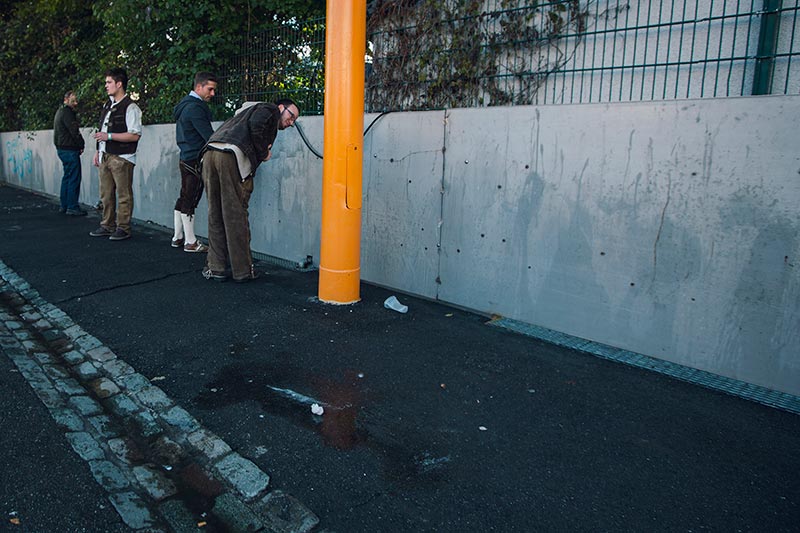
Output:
[205, 103, 280, 179]
[53, 104, 84, 150]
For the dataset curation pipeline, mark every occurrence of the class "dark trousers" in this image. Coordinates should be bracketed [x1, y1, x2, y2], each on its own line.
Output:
[174, 159, 204, 216]
[202, 149, 254, 280]
[57, 149, 82, 210]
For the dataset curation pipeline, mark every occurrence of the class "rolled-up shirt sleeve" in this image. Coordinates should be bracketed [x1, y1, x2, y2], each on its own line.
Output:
[126, 103, 143, 136]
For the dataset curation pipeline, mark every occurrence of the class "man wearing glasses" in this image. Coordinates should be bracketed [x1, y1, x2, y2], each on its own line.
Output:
[200, 99, 300, 283]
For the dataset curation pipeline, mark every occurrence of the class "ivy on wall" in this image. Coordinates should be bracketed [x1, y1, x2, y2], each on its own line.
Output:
[366, 0, 592, 111]
[1, 1, 597, 130]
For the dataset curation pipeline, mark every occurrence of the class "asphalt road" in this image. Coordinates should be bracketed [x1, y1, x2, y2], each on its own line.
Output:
[1, 183, 799, 532]
[0, 333, 131, 533]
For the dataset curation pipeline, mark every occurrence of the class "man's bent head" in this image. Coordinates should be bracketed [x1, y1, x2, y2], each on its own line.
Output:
[276, 98, 300, 130]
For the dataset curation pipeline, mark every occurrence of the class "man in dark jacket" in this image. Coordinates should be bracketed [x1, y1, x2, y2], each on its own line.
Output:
[172, 72, 217, 252]
[201, 99, 299, 282]
[53, 91, 86, 216]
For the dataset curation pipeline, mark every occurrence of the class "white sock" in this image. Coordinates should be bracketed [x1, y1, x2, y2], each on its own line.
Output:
[181, 213, 197, 244]
[173, 210, 184, 241]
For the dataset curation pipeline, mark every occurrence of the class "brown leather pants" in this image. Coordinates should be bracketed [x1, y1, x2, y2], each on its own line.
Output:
[201, 149, 254, 280]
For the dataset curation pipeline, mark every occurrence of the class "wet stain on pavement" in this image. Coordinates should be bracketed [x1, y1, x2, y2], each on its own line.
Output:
[179, 462, 225, 500]
[194, 359, 451, 488]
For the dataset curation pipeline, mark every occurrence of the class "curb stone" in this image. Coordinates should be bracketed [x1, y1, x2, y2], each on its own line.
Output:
[212, 492, 263, 532]
[0, 261, 321, 532]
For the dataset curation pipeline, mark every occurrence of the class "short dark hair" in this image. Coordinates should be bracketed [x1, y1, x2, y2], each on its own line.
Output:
[275, 98, 299, 114]
[105, 68, 128, 91]
[63, 90, 75, 101]
[194, 72, 217, 87]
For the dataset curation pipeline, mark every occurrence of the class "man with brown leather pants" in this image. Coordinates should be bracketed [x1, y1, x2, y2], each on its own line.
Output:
[200, 99, 299, 282]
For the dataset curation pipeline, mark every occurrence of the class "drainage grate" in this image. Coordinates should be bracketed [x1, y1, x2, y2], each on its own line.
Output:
[251, 251, 315, 272]
[488, 316, 800, 415]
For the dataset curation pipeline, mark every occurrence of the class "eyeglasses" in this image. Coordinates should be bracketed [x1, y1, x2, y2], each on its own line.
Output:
[283, 107, 296, 122]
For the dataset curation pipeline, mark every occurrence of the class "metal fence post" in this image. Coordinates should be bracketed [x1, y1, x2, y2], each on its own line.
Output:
[752, 0, 783, 95]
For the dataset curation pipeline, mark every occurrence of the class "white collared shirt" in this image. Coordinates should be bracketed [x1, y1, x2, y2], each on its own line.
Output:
[207, 142, 253, 181]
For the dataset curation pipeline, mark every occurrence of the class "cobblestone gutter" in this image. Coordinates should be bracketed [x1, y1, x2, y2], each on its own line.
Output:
[0, 260, 322, 533]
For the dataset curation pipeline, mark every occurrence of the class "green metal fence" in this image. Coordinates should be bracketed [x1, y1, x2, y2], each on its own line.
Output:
[216, 17, 326, 117]
[216, 1, 800, 115]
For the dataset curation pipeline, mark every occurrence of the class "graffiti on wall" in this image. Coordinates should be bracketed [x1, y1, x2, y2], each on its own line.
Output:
[5, 137, 33, 180]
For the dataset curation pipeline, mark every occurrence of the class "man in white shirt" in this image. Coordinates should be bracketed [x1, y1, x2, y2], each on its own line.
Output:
[89, 67, 142, 241]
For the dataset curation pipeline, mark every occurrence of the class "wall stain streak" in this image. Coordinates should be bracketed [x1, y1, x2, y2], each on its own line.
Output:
[623, 129, 635, 190]
[652, 172, 672, 284]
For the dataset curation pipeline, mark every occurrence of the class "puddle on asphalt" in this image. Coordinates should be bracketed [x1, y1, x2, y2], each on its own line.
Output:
[194, 359, 451, 487]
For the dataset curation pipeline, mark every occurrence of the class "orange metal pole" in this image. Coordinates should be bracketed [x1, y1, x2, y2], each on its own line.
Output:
[319, 0, 366, 304]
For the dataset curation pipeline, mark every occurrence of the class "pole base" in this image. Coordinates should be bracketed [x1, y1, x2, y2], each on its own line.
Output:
[318, 267, 361, 304]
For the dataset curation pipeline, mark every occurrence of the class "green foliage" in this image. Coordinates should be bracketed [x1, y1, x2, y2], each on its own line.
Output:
[217, 16, 326, 116]
[366, 0, 591, 111]
[0, 0, 324, 131]
[0, 0, 103, 130]
[0, 0, 593, 129]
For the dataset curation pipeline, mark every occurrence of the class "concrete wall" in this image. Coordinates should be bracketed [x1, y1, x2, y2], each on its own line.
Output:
[2, 95, 799, 396]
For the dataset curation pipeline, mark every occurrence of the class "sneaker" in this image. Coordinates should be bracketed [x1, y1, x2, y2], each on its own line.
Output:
[89, 226, 113, 237]
[184, 241, 208, 253]
[66, 208, 88, 216]
[108, 228, 131, 241]
[202, 267, 228, 282]
[171, 238, 185, 248]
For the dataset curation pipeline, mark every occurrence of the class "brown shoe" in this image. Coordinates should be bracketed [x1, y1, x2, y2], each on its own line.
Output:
[89, 226, 113, 237]
[109, 228, 131, 241]
[171, 237, 185, 248]
[184, 241, 208, 253]
[89, 226, 114, 237]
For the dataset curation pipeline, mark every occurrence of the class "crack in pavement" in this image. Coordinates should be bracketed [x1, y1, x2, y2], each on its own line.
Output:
[55, 269, 200, 304]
